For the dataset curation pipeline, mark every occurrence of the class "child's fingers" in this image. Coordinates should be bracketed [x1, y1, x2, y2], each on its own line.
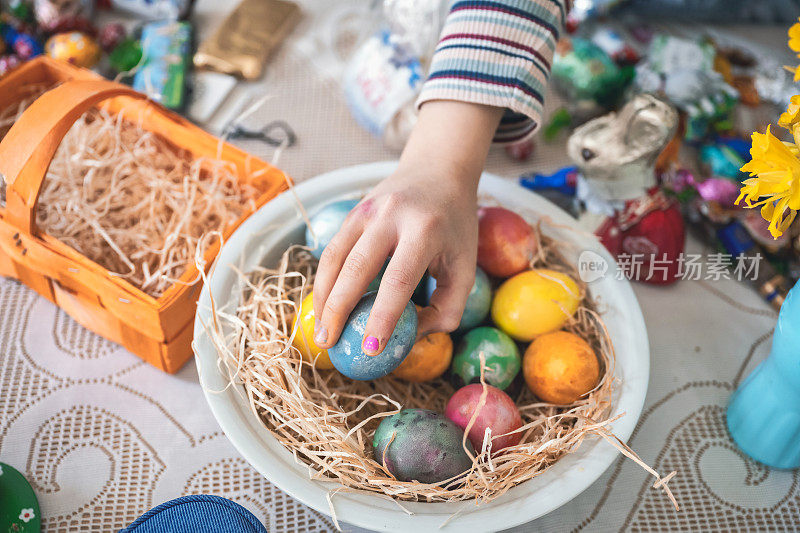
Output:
[312, 220, 364, 343]
[316, 228, 393, 349]
[362, 238, 430, 355]
[417, 262, 475, 337]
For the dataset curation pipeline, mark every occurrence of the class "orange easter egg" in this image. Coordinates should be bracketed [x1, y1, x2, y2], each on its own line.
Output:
[523, 331, 600, 404]
[292, 292, 334, 370]
[392, 331, 453, 382]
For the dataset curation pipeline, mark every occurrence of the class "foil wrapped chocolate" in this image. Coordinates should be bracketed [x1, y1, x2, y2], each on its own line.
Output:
[0, 24, 43, 60]
[754, 58, 797, 106]
[193, 0, 300, 80]
[45, 31, 100, 68]
[98, 22, 126, 52]
[568, 94, 684, 285]
[635, 35, 739, 142]
[33, 0, 92, 33]
[647, 35, 715, 74]
[699, 143, 745, 180]
[0, 54, 21, 76]
[552, 37, 634, 116]
[694, 176, 740, 207]
[568, 93, 678, 211]
[566, 0, 627, 29]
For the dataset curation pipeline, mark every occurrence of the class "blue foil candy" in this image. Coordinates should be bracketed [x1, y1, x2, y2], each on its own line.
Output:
[520, 166, 578, 196]
[700, 144, 746, 180]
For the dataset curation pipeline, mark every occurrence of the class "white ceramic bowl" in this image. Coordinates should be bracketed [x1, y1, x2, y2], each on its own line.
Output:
[193, 161, 649, 532]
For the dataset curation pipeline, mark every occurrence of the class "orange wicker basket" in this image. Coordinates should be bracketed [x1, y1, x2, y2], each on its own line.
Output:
[0, 57, 288, 373]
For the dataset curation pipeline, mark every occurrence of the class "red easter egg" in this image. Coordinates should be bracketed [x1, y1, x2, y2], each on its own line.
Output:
[477, 207, 538, 278]
[445, 383, 523, 452]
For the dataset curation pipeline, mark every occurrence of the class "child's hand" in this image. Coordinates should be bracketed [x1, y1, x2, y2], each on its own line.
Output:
[312, 101, 503, 355]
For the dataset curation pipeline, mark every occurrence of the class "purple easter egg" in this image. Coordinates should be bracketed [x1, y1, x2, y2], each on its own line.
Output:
[373, 408, 474, 484]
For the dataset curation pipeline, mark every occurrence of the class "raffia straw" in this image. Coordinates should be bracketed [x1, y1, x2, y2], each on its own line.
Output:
[200, 213, 678, 511]
[0, 84, 60, 207]
[1, 86, 259, 297]
[1, 84, 56, 140]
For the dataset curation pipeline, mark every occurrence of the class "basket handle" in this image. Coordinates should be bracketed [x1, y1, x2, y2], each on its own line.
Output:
[0, 79, 150, 234]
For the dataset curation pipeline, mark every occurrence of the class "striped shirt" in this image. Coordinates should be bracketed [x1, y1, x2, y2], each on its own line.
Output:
[416, 0, 568, 143]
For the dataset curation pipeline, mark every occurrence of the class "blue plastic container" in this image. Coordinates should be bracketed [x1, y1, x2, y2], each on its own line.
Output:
[727, 280, 800, 469]
[121, 495, 266, 533]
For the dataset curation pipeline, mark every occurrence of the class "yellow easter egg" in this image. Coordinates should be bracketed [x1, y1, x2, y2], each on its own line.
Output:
[45, 32, 101, 69]
[491, 269, 580, 341]
[391, 331, 453, 382]
[523, 331, 600, 404]
[292, 292, 333, 370]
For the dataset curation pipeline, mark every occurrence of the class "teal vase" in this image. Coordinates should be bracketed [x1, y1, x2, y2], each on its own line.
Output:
[727, 280, 800, 469]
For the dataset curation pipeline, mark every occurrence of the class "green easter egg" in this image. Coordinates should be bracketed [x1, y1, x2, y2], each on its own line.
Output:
[452, 326, 520, 390]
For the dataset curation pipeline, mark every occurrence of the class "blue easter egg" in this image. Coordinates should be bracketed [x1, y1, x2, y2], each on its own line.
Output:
[426, 267, 491, 330]
[305, 199, 360, 259]
[328, 292, 417, 380]
[367, 261, 388, 292]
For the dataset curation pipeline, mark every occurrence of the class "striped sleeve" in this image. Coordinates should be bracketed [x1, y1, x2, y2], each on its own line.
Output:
[416, 0, 568, 144]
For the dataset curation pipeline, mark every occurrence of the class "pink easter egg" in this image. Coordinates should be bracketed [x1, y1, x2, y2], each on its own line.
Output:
[445, 383, 523, 452]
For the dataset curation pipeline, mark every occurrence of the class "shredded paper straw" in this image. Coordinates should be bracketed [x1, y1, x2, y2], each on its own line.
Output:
[200, 223, 678, 510]
[1, 85, 258, 297]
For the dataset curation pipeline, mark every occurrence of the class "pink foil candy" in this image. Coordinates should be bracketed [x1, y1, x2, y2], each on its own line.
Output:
[99, 22, 126, 52]
[0, 54, 21, 77]
[695, 177, 740, 207]
[664, 167, 694, 194]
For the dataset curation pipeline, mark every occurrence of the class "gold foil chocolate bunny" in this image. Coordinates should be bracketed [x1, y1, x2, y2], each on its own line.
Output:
[568, 93, 678, 216]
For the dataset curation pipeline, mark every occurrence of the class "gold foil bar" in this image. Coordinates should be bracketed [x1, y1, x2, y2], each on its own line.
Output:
[194, 0, 301, 80]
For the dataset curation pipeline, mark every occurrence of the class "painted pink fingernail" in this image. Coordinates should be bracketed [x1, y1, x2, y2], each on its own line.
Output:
[314, 323, 328, 345]
[363, 336, 380, 355]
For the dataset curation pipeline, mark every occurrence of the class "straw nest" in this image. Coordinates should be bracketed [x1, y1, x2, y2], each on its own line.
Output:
[0, 84, 258, 297]
[200, 211, 677, 515]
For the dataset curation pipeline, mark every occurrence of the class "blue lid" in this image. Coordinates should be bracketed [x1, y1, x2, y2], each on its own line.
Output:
[121, 495, 267, 533]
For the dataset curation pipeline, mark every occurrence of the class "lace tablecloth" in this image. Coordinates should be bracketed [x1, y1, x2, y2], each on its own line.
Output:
[1, 2, 798, 531]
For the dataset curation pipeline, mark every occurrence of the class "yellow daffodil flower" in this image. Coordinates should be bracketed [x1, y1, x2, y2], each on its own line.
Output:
[738, 20, 800, 238]
[790, 19, 800, 52]
[788, 20, 800, 80]
[779, 95, 800, 129]
[737, 126, 800, 238]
